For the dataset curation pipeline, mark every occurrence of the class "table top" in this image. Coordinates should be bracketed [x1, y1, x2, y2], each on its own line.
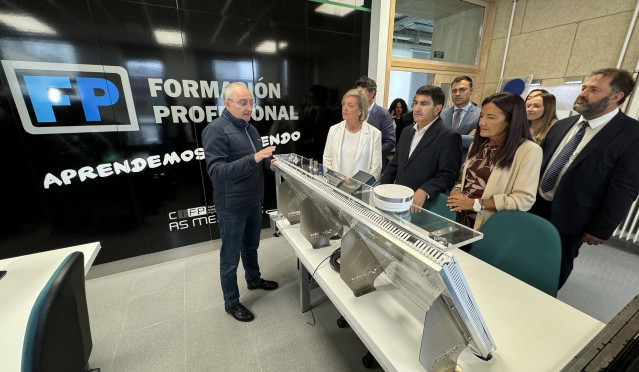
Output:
[277, 220, 604, 372]
[0, 242, 101, 372]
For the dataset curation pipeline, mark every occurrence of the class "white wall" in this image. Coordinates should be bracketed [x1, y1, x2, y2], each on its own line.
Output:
[368, 0, 391, 106]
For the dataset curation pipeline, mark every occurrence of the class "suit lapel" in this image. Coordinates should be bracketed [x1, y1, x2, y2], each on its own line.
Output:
[459, 104, 479, 133]
[405, 119, 441, 168]
[441, 107, 452, 127]
[334, 123, 345, 171]
[401, 126, 415, 163]
[483, 162, 503, 196]
[459, 105, 473, 131]
[542, 116, 579, 169]
[369, 104, 379, 126]
[566, 112, 625, 171]
[355, 124, 370, 161]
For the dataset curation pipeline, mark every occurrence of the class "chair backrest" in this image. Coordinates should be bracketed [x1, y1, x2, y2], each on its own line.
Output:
[469, 210, 561, 296]
[22, 251, 92, 372]
[423, 193, 457, 221]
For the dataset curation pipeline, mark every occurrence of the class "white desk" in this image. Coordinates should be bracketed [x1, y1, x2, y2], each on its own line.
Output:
[0, 242, 101, 372]
[277, 220, 604, 372]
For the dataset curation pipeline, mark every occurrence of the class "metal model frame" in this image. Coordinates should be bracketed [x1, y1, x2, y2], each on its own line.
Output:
[273, 154, 496, 372]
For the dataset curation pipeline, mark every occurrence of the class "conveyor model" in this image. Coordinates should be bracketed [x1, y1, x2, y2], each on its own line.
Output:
[273, 154, 496, 372]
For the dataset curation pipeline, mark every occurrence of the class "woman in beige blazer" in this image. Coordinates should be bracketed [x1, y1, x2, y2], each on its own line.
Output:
[447, 92, 542, 230]
[323, 89, 383, 180]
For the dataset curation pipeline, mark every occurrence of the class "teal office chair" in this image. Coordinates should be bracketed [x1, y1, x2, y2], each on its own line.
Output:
[22, 252, 97, 372]
[468, 210, 561, 297]
[423, 192, 457, 221]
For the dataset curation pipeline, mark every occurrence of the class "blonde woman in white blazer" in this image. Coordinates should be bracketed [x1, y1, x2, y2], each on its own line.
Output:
[448, 93, 542, 230]
[323, 89, 383, 180]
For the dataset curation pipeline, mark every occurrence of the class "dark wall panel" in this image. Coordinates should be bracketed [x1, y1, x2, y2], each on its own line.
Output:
[249, 0, 307, 27]
[0, 0, 148, 261]
[0, 0, 371, 264]
[179, 0, 249, 17]
[89, 0, 215, 260]
[307, 0, 368, 34]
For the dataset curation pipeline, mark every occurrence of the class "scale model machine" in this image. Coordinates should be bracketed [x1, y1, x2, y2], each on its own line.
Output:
[273, 154, 496, 372]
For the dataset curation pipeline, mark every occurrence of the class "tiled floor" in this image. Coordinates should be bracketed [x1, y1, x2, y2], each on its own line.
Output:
[558, 238, 639, 323]
[85, 234, 369, 372]
[85, 233, 639, 372]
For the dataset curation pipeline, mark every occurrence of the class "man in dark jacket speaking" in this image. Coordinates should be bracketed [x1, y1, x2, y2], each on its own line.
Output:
[202, 82, 278, 322]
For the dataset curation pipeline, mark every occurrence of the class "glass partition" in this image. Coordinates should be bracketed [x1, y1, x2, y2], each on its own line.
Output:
[392, 0, 485, 65]
[387, 70, 435, 109]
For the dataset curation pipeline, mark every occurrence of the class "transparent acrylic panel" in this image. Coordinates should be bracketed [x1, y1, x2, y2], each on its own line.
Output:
[348, 221, 447, 309]
[274, 153, 481, 250]
[392, 0, 485, 65]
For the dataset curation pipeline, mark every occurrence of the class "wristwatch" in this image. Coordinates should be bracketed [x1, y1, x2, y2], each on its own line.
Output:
[473, 199, 482, 212]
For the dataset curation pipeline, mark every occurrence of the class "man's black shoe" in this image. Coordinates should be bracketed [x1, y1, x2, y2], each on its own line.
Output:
[225, 303, 255, 322]
[247, 279, 279, 291]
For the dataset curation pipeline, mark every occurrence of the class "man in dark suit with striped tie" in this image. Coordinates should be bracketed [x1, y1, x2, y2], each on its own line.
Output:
[530, 68, 639, 288]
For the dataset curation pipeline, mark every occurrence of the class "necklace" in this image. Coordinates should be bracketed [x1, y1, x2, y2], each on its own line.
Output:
[346, 124, 362, 133]
[531, 128, 540, 138]
[530, 122, 541, 137]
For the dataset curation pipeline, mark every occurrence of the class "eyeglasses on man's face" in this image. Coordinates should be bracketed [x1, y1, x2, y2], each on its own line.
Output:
[227, 99, 255, 108]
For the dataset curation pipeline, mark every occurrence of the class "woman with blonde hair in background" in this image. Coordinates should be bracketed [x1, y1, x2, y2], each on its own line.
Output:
[525, 89, 558, 144]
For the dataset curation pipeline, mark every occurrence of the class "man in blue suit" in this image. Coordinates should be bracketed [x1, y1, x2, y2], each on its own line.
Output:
[530, 68, 639, 288]
[439, 76, 480, 163]
[354, 76, 396, 170]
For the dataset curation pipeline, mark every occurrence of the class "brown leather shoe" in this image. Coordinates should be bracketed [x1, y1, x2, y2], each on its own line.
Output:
[225, 303, 254, 322]
[247, 279, 278, 291]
